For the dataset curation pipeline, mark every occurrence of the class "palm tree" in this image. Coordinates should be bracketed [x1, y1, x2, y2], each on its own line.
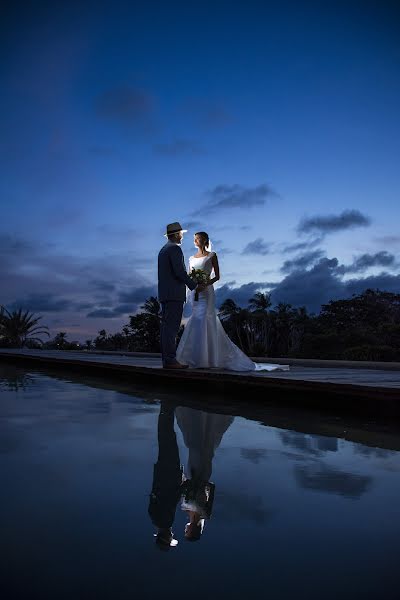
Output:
[274, 302, 294, 356]
[141, 296, 161, 317]
[135, 296, 161, 351]
[0, 306, 49, 348]
[218, 298, 240, 320]
[218, 299, 250, 351]
[248, 291, 272, 312]
[53, 332, 68, 349]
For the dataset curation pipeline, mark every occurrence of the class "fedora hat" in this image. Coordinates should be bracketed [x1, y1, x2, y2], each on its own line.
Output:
[164, 222, 188, 237]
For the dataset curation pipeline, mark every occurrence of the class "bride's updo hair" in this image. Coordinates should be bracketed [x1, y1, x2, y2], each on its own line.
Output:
[195, 231, 210, 252]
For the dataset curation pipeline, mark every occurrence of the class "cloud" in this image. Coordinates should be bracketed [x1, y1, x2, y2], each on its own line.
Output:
[75, 302, 95, 310]
[183, 99, 232, 128]
[118, 285, 158, 304]
[242, 238, 270, 255]
[271, 259, 400, 313]
[212, 246, 400, 313]
[192, 183, 275, 216]
[86, 303, 133, 318]
[215, 281, 272, 307]
[344, 272, 400, 296]
[86, 308, 119, 318]
[282, 238, 323, 253]
[0, 232, 154, 337]
[240, 448, 267, 464]
[280, 431, 322, 455]
[339, 251, 396, 274]
[294, 464, 372, 498]
[8, 293, 73, 313]
[181, 220, 205, 232]
[89, 280, 116, 292]
[281, 250, 325, 273]
[297, 210, 371, 235]
[374, 235, 400, 246]
[269, 258, 345, 312]
[153, 138, 205, 156]
[94, 86, 155, 129]
[214, 246, 233, 256]
[0, 234, 41, 264]
[214, 258, 342, 312]
[215, 489, 273, 523]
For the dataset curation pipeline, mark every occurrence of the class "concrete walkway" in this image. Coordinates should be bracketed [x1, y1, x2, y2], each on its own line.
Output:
[1, 348, 400, 411]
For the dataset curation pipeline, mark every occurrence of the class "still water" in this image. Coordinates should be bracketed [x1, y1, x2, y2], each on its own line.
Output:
[0, 364, 399, 600]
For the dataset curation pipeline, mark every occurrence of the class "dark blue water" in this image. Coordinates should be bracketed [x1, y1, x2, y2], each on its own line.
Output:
[0, 364, 399, 600]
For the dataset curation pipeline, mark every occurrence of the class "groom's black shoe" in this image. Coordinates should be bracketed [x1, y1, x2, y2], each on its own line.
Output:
[163, 361, 189, 370]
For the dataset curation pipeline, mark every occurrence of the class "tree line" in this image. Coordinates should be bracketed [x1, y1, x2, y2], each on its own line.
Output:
[1, 289, 400, 361]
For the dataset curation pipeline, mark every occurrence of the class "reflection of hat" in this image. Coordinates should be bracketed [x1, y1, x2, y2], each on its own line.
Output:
[164, 222, 188, 237]
[154, 530, 178, 551]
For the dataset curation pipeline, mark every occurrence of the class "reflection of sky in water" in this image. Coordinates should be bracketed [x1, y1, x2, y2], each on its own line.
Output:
[1, 365, 399, 600]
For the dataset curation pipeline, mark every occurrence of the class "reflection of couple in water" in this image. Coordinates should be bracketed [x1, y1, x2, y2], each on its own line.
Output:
[148, 401, 233, 549]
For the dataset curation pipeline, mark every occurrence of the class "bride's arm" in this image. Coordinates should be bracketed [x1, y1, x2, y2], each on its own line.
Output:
[208, 254, 220, 285]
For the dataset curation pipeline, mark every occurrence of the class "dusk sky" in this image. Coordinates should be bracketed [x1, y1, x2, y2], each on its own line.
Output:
[1, 0, 400, 341]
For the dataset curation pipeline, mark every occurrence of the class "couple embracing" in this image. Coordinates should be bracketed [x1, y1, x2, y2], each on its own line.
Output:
[158, 222, 288, 372]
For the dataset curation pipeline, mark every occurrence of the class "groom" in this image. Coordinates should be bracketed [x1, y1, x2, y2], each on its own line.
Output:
[158, 222, 201, 369]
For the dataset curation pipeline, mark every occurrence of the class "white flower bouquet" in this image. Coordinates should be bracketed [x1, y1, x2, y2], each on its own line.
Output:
[190, 268, 210, 301]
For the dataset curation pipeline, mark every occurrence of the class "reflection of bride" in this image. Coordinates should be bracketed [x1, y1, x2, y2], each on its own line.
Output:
[176, 406, 234, 541]
[176, 231, 289, 372]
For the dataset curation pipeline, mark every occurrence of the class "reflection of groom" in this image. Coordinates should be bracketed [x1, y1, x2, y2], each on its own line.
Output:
[158, 222, 199, 369]
[148, 401, 183, 549]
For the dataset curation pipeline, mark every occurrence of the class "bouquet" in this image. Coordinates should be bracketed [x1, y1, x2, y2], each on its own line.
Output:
[190, 268, 210, 301]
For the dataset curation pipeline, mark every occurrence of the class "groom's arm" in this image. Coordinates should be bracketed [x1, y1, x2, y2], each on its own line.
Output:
[169, 246, 197, 290]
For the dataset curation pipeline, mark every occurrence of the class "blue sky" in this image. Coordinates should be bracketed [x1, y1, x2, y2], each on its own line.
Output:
[1, 0, 400, 340]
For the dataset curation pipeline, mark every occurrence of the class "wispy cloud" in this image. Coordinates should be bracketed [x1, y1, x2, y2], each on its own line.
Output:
[282, 237, 323, 253]
[297, 210, 371, 235]
[192, 183, 275, 216]
[94, 85, 155, 131]
[338, 251, 397, 274]
[183, 220, 205, 231]
[374, 235, 400, 246]
[242, 238, 270, 255]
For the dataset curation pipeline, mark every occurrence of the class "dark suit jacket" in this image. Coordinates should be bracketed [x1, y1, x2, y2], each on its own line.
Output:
[158, 241, 197, 302]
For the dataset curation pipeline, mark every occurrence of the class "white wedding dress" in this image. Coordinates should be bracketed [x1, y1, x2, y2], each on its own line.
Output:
[176, 253, 289, 372]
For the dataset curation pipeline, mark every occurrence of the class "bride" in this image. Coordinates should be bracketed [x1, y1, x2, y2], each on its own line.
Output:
[176, 231, 289, 372]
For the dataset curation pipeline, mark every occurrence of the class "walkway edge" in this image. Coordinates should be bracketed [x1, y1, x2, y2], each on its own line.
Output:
[61, 350, 400, 371]
[1, 351, 400, 418]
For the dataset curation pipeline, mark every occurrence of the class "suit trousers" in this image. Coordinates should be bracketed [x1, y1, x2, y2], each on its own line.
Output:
[160, 301, 184, 365]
